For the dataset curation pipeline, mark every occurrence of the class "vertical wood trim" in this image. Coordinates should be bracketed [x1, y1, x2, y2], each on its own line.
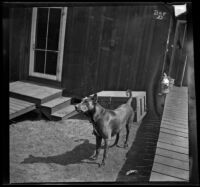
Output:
[161, 16, 173, 77]
[83, 7, 92, 94]
[57, 7, 68, 81]
[129, 6, 148, 90]
[44, 8, 50, 74]
[95, 7, 106, 91]
[139, 7, 156, 89]
[22, 8, 32, 80]
[29, 8, 37, 77]
[182, 23, 187, 47]
[134, 6, 149, 90]
[116, 6, 130, 90]
[180, 55, 187, 86]
[168, 20, 185, 77]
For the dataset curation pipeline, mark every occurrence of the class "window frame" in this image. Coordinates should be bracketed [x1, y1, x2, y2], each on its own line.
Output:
[29, 7, 67, 81]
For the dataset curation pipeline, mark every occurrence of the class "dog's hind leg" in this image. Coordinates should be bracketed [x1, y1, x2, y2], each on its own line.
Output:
[124, 113, 134, 148]
[109, 133, 120, 148]
[124, 122, 131, 148]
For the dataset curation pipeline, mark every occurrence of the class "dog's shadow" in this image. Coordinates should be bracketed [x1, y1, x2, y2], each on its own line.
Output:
[21, 139, 98, 166]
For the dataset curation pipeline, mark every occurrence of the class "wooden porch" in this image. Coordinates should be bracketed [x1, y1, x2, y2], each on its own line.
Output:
[9, 81, 77, 120]
[150, 86, 189, 182]
[9, 97, 36, 120]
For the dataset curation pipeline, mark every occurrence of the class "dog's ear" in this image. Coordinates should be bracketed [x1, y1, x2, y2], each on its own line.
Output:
[92, 93, 98, 103]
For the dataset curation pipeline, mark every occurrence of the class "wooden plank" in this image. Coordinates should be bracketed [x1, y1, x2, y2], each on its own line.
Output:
[41, 97, 71, 108]
[10, 98, 33, 107]
[154, 155, 189, 171]
[157, 141, 188, 155]
[163, 109, 188, 115]
[150, 171, 186, 181]
[162, 117, 188, 124]
[152, 163, 189, 180]
[161, 122, 188, 131]
[10, 84, 62, 105]
[160, 127, 188, 138]
[162, 115, 188, 121]
[10, 102, 25, 110]
[9, 108, 16, 114]
[10, 81, 62, 99]
[97, 91, 146, 98]
[163, 115, 188, 121]
[164, 107, 187, 113]
[158, 136, 188, 148]
[159, 132, 188, 143]
[164, 109, 188, 115]
[9, 105, 36, 120]
[51, 105, 76, 118]
[161, 119, 188, 128]
[9, 105, 19, 112]
[156, 148, 189, 162]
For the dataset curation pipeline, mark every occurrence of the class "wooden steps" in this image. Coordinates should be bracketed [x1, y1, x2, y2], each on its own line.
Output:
[9, 81, 78, 120]
[150, 86, 189, 182]
[10, 81, 63, 105]
[51, 105, 78, 121]
[40, 97, 77, 120]
[9, 97, 36, 120]
[41, 96, 71, 114]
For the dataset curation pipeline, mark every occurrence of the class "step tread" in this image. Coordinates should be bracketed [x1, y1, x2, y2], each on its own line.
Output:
[52, 105, 76, 118]
[10, 81, 62, 99]
[41, 96, 71, 108]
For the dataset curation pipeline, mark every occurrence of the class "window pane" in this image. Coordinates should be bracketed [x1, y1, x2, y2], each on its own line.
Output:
[35, 8, 48, 49]
[34, 50, 45, 73]
[47, 8, 61, 51]
[45, 51, 58, 75]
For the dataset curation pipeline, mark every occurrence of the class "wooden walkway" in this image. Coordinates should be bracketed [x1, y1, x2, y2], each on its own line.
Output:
[150, 86, 189, 182]
[10, 97, 36, 120]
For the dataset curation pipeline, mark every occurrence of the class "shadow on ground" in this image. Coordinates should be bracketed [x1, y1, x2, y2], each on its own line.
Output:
[21, 139, 98, 166]
[9, 109, 47, 124]
[116, 113, 161, 182]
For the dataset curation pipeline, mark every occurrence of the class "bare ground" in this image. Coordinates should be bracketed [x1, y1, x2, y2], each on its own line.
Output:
[9, 114, 141, 183]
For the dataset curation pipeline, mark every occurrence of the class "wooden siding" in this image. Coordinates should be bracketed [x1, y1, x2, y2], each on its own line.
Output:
[62, 6, 172, 94]
[9, 8, 32, 81]
[61, 5, 173, 118]
[9, 4, 175, 118]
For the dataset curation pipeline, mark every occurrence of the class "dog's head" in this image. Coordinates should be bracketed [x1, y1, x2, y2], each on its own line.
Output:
[75, 94, 98, 113]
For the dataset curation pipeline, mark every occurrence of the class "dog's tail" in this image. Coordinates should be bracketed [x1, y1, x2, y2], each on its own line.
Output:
[126, 89, 132, 105]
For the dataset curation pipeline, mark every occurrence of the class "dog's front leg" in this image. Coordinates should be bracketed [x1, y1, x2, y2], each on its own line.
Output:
[90, 135, 102, 160]
[99, 139, 108, 167]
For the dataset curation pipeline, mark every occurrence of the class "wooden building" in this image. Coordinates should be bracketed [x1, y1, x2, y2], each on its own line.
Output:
[7, 3, 188, 119]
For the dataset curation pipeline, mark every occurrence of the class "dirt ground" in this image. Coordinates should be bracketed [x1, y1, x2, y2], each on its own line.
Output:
[9, 113, 141, 183]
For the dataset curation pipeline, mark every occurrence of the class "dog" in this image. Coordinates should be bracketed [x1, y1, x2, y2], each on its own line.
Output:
[75, 90, 135, 167]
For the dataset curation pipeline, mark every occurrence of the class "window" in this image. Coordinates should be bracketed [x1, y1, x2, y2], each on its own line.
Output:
[29, 7, 67, 81]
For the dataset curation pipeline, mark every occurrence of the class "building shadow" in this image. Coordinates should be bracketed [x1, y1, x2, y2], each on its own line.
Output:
[115, 113, 161, 183]
[21, 139, 98, 166]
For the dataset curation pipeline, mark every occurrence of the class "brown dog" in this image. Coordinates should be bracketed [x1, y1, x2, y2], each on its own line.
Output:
[75, 90, 135, 167]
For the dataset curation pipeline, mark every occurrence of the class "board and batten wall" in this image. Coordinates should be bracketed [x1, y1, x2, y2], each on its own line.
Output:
[9, 5, 174, 118]
[61, 5, 173, 118]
